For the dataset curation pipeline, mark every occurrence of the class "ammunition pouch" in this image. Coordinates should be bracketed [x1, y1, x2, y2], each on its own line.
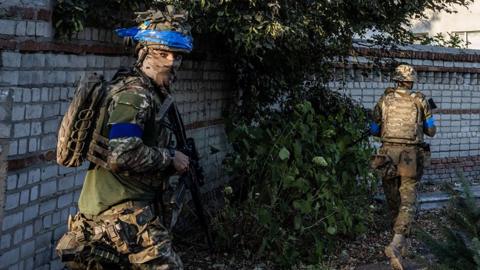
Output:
[419, 143, 431, 167]
[86, 131, 111, 170]
[56, 231, 86, 262]
[58, 240, 125, 269]
[371, 154, 397, 179]
[57, 204, 156, 269]
[86, 243, 124, 266]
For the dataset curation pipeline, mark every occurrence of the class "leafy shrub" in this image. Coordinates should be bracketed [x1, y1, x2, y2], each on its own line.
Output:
[53, 0, 148, 39]
[213, 86, 376, 267]
[418, 175, 480, 269]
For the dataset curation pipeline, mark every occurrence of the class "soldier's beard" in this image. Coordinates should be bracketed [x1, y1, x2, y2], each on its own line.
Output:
[139, 50, 180, 89]
[141, 63, 176, 89]
[152, 70, 175, 89]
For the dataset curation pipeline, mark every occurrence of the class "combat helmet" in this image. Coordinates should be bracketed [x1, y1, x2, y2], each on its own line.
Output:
[115, 5, 193, 54]
[392, 64, 417, 82]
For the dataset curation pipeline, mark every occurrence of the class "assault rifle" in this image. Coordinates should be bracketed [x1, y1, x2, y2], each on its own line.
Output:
[166, 100, 214, 252]
[428, 98, 437, 110]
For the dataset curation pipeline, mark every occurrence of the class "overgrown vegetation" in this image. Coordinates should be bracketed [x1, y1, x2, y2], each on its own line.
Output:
[214, 88, 375, 267]
[418, 176, 480, 270]
[53, 0, 473, 267]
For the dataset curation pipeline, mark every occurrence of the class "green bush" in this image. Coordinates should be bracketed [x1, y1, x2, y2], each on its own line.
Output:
[214, 87, 376, 267]
[418, 175, 480, 270]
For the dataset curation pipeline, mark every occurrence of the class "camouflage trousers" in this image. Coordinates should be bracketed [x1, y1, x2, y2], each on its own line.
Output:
[378, 144, 424, 235]
[56, 201, 183, 270]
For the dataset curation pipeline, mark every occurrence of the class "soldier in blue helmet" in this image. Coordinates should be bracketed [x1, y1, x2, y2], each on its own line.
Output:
[56, 6, 192, 270]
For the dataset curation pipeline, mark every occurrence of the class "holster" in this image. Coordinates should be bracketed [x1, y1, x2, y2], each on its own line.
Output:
[56, 213, 93, 263]
[419, 142, 431, 167]
[371, 154, 397, 179]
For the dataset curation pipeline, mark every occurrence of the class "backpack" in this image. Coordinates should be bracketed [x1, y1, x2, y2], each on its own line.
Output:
[57, 73, 109, 167]
[381, 90, 423, 144]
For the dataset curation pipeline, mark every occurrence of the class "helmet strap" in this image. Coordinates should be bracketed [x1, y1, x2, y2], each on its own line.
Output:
[135, 46, 149, 68]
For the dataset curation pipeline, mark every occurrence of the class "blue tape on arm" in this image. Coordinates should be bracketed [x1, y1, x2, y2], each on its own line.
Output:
[109, 123, 143, 139]
[370, 122, 381, 135]
[424, 116, 436, 129]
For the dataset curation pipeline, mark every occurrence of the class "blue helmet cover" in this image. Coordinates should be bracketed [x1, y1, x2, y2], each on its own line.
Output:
[115, 26, 193, 52]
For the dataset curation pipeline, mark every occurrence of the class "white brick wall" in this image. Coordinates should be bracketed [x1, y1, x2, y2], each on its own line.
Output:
[332, 47, 480, 184]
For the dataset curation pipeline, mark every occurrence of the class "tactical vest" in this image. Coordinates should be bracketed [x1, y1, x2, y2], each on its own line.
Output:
[86, 74, 143, 169]
[57, 70, 140, 169]
[381, 89, 423, 144]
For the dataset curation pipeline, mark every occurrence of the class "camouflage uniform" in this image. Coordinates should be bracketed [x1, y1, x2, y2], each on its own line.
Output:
[56, 7, 192, 270]
[370, 65, 436, 269]
[56, 69, 182, 270]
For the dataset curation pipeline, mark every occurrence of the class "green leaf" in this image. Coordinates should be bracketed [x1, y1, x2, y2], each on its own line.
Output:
[257, 208, 271, 225]
[312, 156, 328, 166]
[282, 175, 295, 187]
[293, 199, 312, 214]
[294, 215, 302, 230]
[278, 147, 290, 160]
[327, 226, 337, 235]
[55, 19, 64, 28]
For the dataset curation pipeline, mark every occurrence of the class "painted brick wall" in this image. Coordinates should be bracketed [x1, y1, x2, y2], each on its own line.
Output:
[0, 1, 232, 269]
[329, 44, 480, 184]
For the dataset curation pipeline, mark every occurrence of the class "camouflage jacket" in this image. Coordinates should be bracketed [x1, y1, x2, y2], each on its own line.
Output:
[78, 69, 175, 215]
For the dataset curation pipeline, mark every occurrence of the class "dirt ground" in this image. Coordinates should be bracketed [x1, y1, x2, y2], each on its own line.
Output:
[177, 206, 445, 270]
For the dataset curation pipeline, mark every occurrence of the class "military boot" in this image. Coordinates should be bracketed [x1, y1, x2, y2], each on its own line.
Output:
[385, 234, 406, 270]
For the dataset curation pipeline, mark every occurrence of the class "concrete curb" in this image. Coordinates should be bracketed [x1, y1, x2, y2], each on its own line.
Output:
[375, 185, 480, 210]
[419, 185, 480, 210]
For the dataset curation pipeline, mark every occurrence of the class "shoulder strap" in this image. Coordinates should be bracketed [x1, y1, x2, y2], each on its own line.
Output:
[411, 92, 424, 111]
[157, 95, 174, 121]
[384, 87, 395, 95]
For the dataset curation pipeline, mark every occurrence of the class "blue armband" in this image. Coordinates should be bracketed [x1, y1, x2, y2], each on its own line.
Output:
[109, 123, 143, 139]
[369, 122, 381, 135]
[424, 116, 436, 129]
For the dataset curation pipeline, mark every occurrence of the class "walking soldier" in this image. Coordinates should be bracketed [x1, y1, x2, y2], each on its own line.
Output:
[370, 64, 437, 270]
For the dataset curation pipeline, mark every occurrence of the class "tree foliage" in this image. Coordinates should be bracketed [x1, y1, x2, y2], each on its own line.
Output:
[174, 0, 473, 118]
[53, 0, 473, 116]
[417, 32, 471, 48]
[53, 0, 148, 39]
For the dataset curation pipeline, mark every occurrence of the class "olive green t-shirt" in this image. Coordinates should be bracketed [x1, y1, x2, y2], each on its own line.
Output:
[78, 168, 156, 215]
[78, 74, 172, 215]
